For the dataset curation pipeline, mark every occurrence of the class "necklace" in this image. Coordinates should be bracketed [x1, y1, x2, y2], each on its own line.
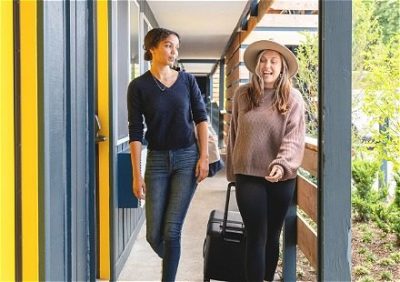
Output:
[151, 75, 166, 92]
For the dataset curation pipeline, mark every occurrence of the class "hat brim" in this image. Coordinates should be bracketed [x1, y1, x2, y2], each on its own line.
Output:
[243, 40, 298, 78]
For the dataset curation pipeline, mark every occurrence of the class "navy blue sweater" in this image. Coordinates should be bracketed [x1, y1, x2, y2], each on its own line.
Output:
[127, 71, 208, 150]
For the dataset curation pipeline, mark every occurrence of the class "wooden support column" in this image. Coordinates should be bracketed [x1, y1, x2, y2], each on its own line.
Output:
[318, 0, 352, 280]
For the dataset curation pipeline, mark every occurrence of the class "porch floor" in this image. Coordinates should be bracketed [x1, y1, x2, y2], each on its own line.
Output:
[117, 167, 234, 281]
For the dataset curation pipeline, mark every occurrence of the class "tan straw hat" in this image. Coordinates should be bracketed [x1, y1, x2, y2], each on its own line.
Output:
[243, 40, 298, 78]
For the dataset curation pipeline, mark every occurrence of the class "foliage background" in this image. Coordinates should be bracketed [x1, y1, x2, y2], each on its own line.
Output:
[296, 0, 400, 171]
[294, 1, 400, 280]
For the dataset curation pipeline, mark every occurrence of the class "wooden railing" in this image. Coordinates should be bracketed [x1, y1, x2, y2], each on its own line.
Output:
[283, 137, 318, 280]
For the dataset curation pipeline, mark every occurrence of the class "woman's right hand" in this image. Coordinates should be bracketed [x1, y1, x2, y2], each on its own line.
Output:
[132, 176, 146, 200]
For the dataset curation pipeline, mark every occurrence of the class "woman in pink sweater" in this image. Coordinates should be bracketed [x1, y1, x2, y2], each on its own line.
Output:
[226, 40, 305, 282]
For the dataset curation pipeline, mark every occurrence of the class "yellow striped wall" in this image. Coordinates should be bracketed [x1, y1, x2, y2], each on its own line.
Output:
[97, 0, 111, 279]
[0, 0, 15, 280]
[20, 1, 39, 280]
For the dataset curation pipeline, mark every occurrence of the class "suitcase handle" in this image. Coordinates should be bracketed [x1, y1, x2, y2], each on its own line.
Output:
[222, 182, 236, 236]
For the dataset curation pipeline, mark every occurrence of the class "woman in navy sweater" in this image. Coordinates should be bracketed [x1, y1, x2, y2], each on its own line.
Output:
[127, 28, 209, 281]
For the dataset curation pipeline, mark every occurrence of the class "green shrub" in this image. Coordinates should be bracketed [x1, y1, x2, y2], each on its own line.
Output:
[365, 252, 377, 263]
[352, 159, 379, 199]
[373, 204, 392, 232]
[354, 265, 370, 276]
[393, 171, 400, 208]
[351, 159, 398, 225]
[351, 160, 400, 247]
[390, 252, 400, 263]
[357, 247, 368, 255]
[295, 33, 318, 137]
[380, 271, 393, 281]
[352, 196, 375, 221]
[361, 230, 373, 243]
[384, 242, 395, 252]
[378, 257, 395, 266]
[359, 277, 374, 282]
[391, 216, 400, 245]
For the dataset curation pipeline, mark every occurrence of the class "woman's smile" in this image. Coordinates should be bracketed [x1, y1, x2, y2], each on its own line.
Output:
[258, 50, 282, 88]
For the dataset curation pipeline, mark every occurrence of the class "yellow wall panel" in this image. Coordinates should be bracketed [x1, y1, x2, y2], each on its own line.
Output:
[0, 0, 15, 280]
[20, 1, 39, 280]
[97, 0, 110, 279]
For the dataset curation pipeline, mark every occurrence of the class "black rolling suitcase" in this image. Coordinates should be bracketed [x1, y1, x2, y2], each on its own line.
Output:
[203, 182, 246, 282]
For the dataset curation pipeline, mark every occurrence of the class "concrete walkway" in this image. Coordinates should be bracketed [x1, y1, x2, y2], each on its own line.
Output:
[118, 168, 235, 282]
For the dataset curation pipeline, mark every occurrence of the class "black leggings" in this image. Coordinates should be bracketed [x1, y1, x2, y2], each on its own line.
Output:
[236, 174, 295, 282]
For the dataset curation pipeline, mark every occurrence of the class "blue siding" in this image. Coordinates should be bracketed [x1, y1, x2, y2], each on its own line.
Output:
[69, 1, 93, 280]
[40, 0, 94, 280]
[41, 2, 68, 279]
[109, 1, 147, 279]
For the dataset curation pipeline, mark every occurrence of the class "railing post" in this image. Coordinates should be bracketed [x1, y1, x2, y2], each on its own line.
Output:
[283, 185, 297, 281]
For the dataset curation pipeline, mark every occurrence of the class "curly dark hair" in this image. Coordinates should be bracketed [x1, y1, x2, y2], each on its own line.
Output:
[143, 28, 180, 61]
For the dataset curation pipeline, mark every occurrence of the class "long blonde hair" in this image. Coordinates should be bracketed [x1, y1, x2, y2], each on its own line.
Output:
[246, 50, 292, 114]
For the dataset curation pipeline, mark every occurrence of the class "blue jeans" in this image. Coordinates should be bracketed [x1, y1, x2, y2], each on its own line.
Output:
[144, 143, 198, 282]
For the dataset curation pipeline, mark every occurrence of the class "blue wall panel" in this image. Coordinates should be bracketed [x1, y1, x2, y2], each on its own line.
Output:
[69, 0, 93, 280]
[40, 0, 94, 280]
[110, 1, 146, 279]
[42, 2, 68, 279]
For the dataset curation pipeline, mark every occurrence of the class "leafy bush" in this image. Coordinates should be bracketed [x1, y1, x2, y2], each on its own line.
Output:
[390, 252, 400, 263]
[354, 265, 370, 276]
[351, 159, 400, 243]
[352, 159, 379, 199]
[377, 257, 395, 266]
[390, 212, 400, 245]
[352, 159, 380, 221]
[380, 271, 393, 281]
[393, 171, 400, 208]
[360, 277, 374, 282]
[295, 33, 318, 137]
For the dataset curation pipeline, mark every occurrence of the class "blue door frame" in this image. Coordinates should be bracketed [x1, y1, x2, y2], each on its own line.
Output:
[38, 0, 97, 280]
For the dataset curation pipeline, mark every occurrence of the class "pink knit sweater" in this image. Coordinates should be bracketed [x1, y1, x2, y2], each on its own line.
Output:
[226, 85, 305, 182]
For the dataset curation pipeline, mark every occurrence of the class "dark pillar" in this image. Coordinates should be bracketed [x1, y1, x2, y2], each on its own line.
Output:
[318, 0, 352, 280]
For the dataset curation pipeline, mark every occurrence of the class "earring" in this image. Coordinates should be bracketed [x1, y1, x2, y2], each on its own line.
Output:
[279, 73, 282, 78]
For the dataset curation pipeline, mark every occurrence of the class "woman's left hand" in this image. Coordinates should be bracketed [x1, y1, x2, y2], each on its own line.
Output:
[196, 156, 209, 183]
[265, 165, 283, 183]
